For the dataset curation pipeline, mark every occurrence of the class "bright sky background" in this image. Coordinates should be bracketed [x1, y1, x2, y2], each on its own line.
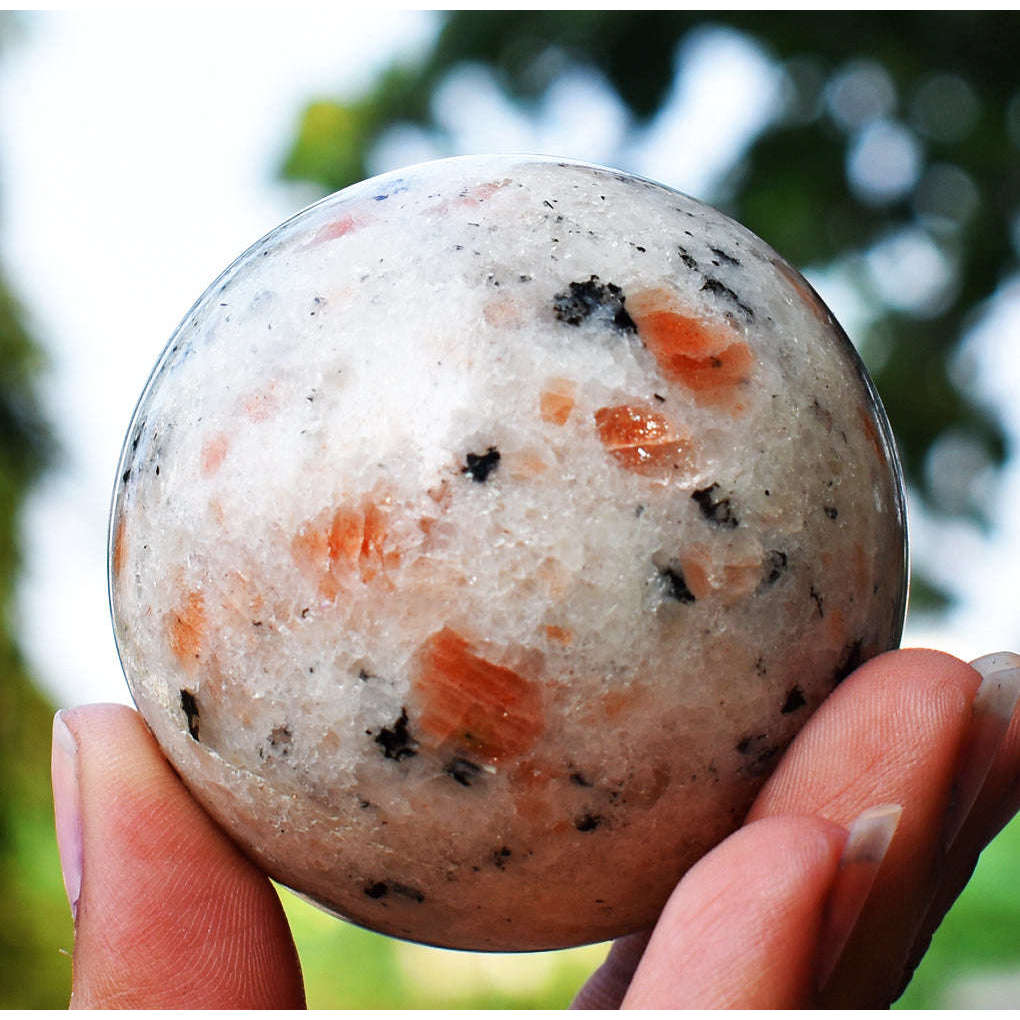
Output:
[2, 10, 1019, 712]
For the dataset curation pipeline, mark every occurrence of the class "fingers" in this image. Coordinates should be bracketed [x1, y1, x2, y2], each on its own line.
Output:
[570, 931, 650, 1009]
[621, 815, 847, 1008]
[745, 647, 1002, 1006]
[574, 645, 1020, 1010]
[52, 703, 305, 1008]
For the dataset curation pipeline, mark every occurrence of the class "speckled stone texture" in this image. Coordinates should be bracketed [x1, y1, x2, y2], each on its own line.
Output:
[110, 155, 907, 951]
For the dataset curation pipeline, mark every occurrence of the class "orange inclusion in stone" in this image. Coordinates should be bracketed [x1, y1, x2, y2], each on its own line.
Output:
[544, 625, 574, 645]
[111, 515, 127, 578]
[327, 507, 364, 567]
[291, 499, 396, 596]
[678, 546, 762, 605]
[241, 386, 279, 423]
[628, 289, 753, 404]
[168, 591, 205, 666]
[601, 686, 645, 720]
[457, 178, 510, 206]
[413, 628, 544, 763]
[308, 213, 362, 246]
[540, 378, 576, 425]
[857, 405, 886, 463]
[200, 433, 229, 477]
[594, 404, 692, 476]
[359, 502, 390, 581]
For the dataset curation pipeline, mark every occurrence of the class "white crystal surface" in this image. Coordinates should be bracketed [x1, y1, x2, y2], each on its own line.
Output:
[110, 155, 906, 950]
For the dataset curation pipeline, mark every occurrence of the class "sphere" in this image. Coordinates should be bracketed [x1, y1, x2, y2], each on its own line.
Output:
[110, 155, 906, 951]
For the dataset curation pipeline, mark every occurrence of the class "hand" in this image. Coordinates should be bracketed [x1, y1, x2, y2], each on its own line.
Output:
[52, 648, 1020, 1008]
[573, 648, 1020, 1007]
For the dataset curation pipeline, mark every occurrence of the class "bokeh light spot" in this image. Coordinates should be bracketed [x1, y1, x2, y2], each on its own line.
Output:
[866, 226, 956, 317]
[924, 429, 994, 517]
[913, 163, 980, 233]
[847, 118, 923, 204]
[910, 72, 980, 145]
[826, 60, 896, 132]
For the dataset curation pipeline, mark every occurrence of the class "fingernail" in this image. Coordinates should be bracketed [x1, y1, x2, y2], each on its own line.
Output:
[816, 803, 902, 991]
[941, 653, 1020, 852]
[52, 711, 83, 924]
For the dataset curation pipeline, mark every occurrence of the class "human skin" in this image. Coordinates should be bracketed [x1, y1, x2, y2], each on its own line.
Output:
[52, 647, 1020, 1008]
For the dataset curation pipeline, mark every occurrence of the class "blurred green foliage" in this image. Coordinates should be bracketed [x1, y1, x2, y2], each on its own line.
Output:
[0, 20, 70, 1004]
[896, 813, 1020, 1008]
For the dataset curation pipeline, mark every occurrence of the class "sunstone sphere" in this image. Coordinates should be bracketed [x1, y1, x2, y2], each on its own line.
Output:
[110, 155, 907, 951]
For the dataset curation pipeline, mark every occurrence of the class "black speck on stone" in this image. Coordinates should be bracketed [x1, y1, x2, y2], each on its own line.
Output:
[121, 468, 131, 484]
[824, 506, 839, 520]
[575, 813, 602, 832]
[764, 550, 788, 585]
[463, 447, 500, 482]
[750, 746, 782, 777]
[375, 707, 418, 761]
[710, 246, 741, 266]
[391, 881, 426, 903]
[781, 686, 807, 714]
[268, 725, 292, 756]
[677, 245, 698, 270]
[570, 771, 593, 787]
[364, 882, 388, 899]
[552, 275, 637, 333]
[735, 732, 783, 777]
[701, 276, 754, 320]
[810, 585, 825, 618]
[661, 566, 696, 604]
[445, 756, 482, 786]
[691, 484, 739, 528]
[811, 398, 834, 430]
[180, 689, 200, 741]
[833, 638, 864, 688]
[493, 846, 512, 869]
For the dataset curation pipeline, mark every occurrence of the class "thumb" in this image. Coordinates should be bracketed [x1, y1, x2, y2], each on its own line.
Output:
[52, 702, 305, 1008]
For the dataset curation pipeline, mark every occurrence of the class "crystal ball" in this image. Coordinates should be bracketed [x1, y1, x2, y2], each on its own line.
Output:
[110, 155, 907, 951]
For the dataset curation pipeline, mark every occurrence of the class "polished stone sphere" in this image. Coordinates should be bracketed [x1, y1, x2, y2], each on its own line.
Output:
[110, 155, 907, 950]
